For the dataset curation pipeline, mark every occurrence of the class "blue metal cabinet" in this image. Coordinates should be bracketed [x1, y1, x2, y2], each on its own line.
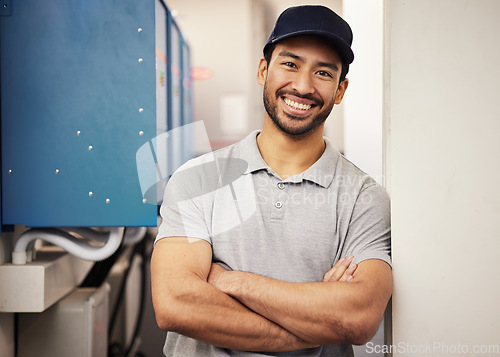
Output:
[0, 0, 192, 227]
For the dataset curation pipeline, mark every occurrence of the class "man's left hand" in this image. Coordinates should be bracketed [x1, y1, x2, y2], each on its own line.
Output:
[323, 255, 357, 282]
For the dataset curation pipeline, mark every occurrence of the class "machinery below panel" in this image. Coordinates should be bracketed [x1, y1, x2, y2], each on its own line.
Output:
[0, 248, 94, 313]
[17, 283, 110, 357]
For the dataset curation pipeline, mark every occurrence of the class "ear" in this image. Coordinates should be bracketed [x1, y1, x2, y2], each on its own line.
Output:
[257, 57, 268, 86]
[334, 78, 349, 105]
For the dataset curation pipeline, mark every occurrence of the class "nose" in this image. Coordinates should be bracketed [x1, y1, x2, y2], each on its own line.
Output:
[291, 71, 315, 95]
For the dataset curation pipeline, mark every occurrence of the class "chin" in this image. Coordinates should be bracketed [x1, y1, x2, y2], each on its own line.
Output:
[274, 116, 325, 137]
[275, 122, 321, 138]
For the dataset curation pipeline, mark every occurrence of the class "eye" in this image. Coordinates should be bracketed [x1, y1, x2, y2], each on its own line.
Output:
[317, 70, 333, 78]
[282, 62, 297, 68]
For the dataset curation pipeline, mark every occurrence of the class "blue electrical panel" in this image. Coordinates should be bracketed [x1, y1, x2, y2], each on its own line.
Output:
[0, 0, 193, 228]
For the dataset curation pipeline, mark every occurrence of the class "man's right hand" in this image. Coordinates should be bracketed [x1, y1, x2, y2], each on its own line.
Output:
[323, 255, 357, 282]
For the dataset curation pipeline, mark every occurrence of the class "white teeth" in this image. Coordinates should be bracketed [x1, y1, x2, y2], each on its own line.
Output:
[284, 98, 312, 111]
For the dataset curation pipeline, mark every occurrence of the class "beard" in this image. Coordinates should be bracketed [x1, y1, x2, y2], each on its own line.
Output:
[263, 83, 334, 137]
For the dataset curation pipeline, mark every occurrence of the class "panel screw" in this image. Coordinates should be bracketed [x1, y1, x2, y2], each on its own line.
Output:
[106, 198, 110, 203]
[88, 145, 93, 151]
[138, 58, 143, 63]
[55, 169, 60, 174]
[138, 28, 143, 33]
[8, 169, 12, 174]
[142, 198, 147, 204]
[77, 130, 81, 136]
[139, 131, 144, 136]
[89, 191, 93, 197]
[139, 108, 144, 113]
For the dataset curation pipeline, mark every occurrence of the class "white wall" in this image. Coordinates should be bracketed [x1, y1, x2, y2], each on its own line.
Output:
[386, 0, 500, 355]
[342, 0, 384, 182]
[340, 2, 386, 356]
[167, 0, 262, 147]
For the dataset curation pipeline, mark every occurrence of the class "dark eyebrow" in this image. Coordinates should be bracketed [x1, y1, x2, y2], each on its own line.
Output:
[277, 51, 302, 61]
[317, 61, 339, 72]
[277, 51, 339, 72]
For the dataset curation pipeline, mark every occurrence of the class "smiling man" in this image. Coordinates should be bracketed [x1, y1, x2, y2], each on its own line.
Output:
[151, 5, 392, 357]
[261, 39, 345, 137]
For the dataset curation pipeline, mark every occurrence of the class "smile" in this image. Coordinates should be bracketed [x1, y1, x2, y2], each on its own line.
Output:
[284, 98, 312, 111]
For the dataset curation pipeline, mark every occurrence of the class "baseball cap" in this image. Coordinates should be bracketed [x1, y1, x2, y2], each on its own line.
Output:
[263, 5, 354, 68]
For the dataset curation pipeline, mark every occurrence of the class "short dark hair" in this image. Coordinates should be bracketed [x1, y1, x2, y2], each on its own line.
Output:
[263, 43, 348, 85]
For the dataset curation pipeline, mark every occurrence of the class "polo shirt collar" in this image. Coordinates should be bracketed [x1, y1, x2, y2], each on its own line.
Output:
[295, 139, 339, 188]
[240, 130, 339, 189]
[240, 130, 269, 174]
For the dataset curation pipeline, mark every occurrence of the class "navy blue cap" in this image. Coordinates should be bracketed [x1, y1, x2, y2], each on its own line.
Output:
[264, 5, 354, 67]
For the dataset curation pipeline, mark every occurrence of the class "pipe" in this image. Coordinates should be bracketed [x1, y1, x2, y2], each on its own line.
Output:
[12, 227, 125, 265]
[122, 227, 148, 246]
[60, 226, 147, 246]
[59, 227, 109, 242]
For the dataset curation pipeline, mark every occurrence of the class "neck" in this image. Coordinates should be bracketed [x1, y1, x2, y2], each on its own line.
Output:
[257, 118, 326, 179]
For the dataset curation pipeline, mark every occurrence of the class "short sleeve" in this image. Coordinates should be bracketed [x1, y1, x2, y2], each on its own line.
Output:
[341, 184, 391, 267]
[155, 167, 212, 246]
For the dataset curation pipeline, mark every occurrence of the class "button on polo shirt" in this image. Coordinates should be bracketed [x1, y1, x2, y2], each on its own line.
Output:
[240, 133, 338, 226]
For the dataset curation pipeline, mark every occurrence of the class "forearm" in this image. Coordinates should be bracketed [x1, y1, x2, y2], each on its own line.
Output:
[214, 271, 357, 344]
[153, 271, 316, 352]
[213, 261, 392, 345]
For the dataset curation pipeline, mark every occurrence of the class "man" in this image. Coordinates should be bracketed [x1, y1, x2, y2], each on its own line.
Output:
[151, 5, 392, 357]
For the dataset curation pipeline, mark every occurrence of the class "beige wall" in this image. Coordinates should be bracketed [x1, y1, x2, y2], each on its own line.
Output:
[386, 0, 500, 355]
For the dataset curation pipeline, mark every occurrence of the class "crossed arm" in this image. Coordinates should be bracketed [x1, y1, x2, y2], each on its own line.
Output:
[151, 237, 392, 351]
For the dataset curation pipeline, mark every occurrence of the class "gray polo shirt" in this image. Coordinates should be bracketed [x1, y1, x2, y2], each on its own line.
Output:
[156, 130, 391, 357]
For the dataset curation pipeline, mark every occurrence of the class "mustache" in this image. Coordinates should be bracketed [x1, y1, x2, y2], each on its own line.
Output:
[275, 89, 323, 107]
